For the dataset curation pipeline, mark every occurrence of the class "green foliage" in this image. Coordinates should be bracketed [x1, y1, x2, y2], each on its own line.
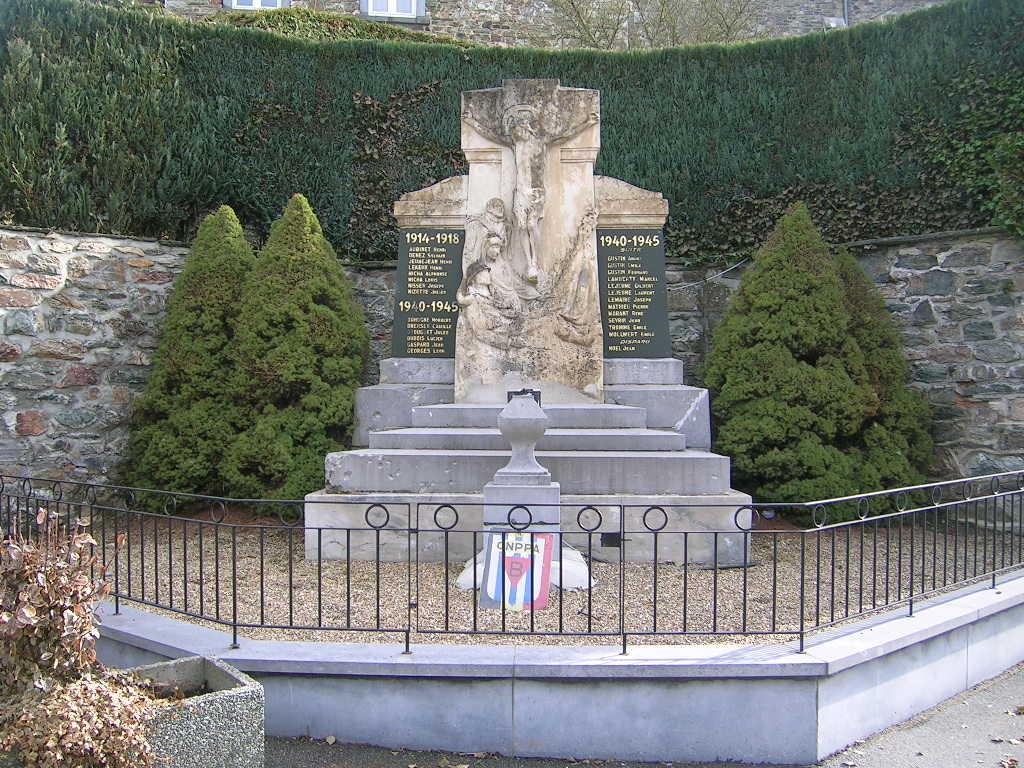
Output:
[81, 0, 165, 10]
[343, 81, 466, 262]
[990, 131, 1024, 237]
[896, 65, 1024, 238]
[0, 0, 1021, 260]
[209, 6, 470, 45]
[702, 204, 932, 513]
[122, 198, 367, 500]
[0, 7, 225, 238]
[122, 205, 255, 496]
[223, 194, 369, 499]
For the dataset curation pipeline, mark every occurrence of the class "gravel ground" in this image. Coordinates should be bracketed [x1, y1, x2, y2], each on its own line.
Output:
[85, 509, 1015, 646]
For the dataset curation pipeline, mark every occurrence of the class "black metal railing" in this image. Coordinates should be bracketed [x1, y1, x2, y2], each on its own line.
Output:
[2, 471, 1022, 652]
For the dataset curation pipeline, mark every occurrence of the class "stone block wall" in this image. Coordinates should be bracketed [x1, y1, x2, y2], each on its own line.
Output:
[161, 0, 945, 46]
[749, 0, 944, 38]
[1, 225, 1020, 487]
[875, 233, 1024, 478]
[0, 230, 187, 484]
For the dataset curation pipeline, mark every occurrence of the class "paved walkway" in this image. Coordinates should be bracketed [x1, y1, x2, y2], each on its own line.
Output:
[266, 663, 1024, 768]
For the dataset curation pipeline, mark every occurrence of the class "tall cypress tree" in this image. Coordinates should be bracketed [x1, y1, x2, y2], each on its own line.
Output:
[221, 194, 369, 499]
[123, 205, 255, 494]
[703, 203, 932, 510]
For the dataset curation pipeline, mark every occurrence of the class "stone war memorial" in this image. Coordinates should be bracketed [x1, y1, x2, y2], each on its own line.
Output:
[305, 79, 751, 572]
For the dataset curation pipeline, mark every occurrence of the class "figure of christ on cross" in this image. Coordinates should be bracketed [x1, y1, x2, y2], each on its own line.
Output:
[462, 101, 598, 286]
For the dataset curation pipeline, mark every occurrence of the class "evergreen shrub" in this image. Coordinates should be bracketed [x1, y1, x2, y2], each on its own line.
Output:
[124, 197, 368, 500]
[122, 205, 255, 496]
[702, 204, 932, 515]
[222, 194, 368, 499]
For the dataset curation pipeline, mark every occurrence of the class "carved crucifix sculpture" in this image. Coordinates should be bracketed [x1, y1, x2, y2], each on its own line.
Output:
[456, 80, 604, 403]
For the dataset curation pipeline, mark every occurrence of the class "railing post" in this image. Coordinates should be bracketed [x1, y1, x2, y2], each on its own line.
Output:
[620, 504, 627, 655]
[404, 508, 413, 655]
[230, 526, 239, 649]
[798, 532, 806, 653]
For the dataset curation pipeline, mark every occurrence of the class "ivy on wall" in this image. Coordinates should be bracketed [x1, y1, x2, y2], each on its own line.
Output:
[896, 65, 1024, 239]
[668, 177, 985, 262]
[342, 81, 466, 262]
[991, 131, 1024, 238]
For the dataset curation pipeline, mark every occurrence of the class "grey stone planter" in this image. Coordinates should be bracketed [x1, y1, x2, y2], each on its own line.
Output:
[137, 656, 265, 768]
[1, 656, 264, 768]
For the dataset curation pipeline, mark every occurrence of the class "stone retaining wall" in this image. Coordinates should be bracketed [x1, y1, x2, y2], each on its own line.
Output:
[0, 230, 187, 484]
[1, 225, 1020, 486]
[95, 579, 1024, 765]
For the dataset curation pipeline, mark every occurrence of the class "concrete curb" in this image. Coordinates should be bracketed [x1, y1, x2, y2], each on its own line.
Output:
[97, 574, 1024, 764]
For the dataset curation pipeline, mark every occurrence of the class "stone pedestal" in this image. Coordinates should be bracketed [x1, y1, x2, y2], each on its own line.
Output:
[482, 392, 561, 536]
[456, 393, 593, 592]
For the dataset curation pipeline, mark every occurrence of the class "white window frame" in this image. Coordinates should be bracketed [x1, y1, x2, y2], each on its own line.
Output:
[360, 0, 426, 22]
[224, 0, 291, 10]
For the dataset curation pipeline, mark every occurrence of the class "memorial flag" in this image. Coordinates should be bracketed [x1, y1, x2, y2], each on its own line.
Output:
[479, 531, 554, 611]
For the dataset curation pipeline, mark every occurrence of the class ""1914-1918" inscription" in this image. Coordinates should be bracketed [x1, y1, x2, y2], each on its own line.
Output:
[392, 229, 464, 358]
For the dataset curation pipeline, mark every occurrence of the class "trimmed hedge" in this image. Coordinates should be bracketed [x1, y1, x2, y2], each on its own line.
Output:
[208, 7, 472, 45]
[0, 0, 1021, 263]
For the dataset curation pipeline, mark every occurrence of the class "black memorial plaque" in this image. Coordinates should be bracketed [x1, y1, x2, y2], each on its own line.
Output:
[598, 229, 671, 358]
[392, 228, 464, 358]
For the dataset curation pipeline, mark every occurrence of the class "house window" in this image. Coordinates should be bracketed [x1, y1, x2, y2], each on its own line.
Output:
[360, 0, 426, 21]
[225, 0, 291, 9]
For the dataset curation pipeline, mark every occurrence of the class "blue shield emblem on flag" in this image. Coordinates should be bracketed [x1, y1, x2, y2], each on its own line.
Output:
[479, 531, 554, 611]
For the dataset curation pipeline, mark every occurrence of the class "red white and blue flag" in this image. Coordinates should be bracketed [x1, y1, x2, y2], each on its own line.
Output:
[479, 531, 554, 611]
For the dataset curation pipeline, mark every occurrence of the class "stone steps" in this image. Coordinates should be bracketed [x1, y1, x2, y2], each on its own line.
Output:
[410, 402, 648, 429]
[325, 448, 731, 495]
[352, 383, 455, 446]
[368, 426, 686, 452]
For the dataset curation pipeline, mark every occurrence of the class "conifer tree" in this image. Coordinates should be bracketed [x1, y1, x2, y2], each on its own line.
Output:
[123, 205, 255, 494]
[703, 203, 932, 511]
[221, 194, 369, 499]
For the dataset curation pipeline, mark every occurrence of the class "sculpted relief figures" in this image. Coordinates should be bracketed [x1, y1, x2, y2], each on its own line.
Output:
[455, 80, 605, 403]
[555, 207, 600, 346]
[456, 198, 525, 375]
[461, 99, 597, 287]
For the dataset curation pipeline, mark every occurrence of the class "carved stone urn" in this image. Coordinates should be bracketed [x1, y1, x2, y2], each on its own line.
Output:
[493, 391, 549, 485]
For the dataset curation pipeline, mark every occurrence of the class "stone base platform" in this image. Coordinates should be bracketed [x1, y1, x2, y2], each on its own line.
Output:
[353, 358, 711, 448]
[304, 491, 753, 565]
[326, 448, 729, 495]
[314, 356, 750, 566]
